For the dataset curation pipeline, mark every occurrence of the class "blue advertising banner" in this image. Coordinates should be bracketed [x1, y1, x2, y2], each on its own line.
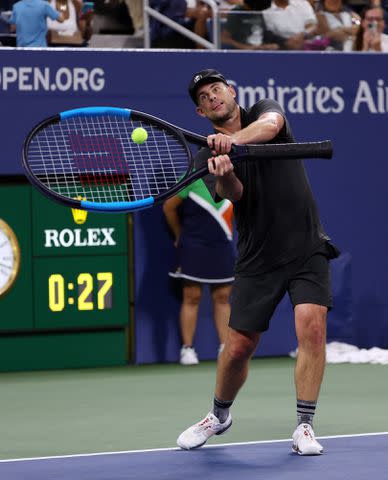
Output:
[0, 49, 387, 362]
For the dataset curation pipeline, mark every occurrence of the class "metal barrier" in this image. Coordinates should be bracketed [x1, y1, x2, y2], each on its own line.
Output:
[143, 0, 221, 49]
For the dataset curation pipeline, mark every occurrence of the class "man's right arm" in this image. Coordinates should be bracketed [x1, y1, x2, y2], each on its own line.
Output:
[194, 148, 243, 203]
[208, 155, 243, 202]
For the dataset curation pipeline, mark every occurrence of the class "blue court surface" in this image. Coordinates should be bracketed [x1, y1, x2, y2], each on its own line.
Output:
[0, 433, 386, 480]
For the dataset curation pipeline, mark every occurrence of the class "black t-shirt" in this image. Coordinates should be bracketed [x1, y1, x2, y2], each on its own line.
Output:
[194, 99, 329, 276]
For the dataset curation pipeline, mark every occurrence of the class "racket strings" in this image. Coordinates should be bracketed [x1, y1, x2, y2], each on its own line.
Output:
[27, 115, 190, 203]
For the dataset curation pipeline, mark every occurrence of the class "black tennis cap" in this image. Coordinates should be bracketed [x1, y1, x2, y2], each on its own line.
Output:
[188, 69, 228, 104]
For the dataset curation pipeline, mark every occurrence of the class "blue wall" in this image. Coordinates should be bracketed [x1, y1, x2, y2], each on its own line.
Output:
[0, 49, 386, 362]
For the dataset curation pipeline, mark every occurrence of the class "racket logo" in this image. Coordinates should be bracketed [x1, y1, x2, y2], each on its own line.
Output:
[71, 196, 88, 224]
[68, 133, 129, 186]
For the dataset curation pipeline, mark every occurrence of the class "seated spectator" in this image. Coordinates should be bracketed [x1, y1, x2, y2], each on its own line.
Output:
[221, 0, 279, 49]
[186, 0, 213, 47]
[78, 1, 94, 41]
[368, 0, 388, 34]
[47, 0, 85, 45]
[7, 0, 64, 47]
[92, 0, 133, 35]
[353, 5, 388, 51]
[262, 0, 318, 50]
[186, 1, 247, 47]
[316, 0, 360, 51]
[151, 0, 214, 48]
[150, 0, 195, 48]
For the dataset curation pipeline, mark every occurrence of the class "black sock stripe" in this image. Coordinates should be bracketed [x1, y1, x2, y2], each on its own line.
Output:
[214, 397, 233, 409]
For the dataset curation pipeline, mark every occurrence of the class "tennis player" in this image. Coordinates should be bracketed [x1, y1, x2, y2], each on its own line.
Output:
[177, 69, 340, 455]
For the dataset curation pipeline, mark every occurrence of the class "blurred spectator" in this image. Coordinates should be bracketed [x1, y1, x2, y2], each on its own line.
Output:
[217, 0, 244, 9]
[221, 0, 280, 49]
[124, 0, 143, 36]
[93, 0, 133, 35]
[186, 0, 213, 47]
[6, 0, 64, 47]
[78, 0, 94, 41]
[163, 180, 235, 365]
[149, 0, 271, 48]
[150, 0, 194, 48]
[316, 0, 360, 51]
[0, 1, 13, 43]
[263, 0, 318, 50]
[369, 0, 388, 34]
[353, 5, 388, 51]
[151, 0, 214, 48]
[47, 0, 89, 45]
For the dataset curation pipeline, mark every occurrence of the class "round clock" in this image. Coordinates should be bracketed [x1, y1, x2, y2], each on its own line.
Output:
[0, 219, 21, 297]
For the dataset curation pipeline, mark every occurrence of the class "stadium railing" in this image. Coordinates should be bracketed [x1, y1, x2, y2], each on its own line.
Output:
[143, 0, 221, 49]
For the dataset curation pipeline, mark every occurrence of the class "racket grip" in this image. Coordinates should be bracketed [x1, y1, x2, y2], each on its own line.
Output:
[232, 141, 333, 160]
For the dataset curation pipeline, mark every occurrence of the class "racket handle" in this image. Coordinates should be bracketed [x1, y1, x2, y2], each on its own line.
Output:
[232, 141, 333, 160]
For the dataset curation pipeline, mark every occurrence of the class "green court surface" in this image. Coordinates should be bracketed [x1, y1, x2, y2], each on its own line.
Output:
[0, 357, 387, 460]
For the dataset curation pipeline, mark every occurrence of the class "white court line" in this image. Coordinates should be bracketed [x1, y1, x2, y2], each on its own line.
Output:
[0, 431, 387, 464]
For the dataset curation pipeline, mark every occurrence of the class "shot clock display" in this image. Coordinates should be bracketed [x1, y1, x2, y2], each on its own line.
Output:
[33, 256, 129, 329]
[48, 271, 113, 312]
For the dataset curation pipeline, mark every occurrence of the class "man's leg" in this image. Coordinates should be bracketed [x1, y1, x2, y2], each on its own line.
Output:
[177, 327, 260, 449]
[177, 271, 282, 450]
[292, 303, 327, 455]
[215, 327, 260, 401]
[294, 303, 327, 402]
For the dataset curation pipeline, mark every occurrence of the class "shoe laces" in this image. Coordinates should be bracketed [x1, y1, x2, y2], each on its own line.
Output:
[300, 424, 315, 441]
[194, 414, 217, 433]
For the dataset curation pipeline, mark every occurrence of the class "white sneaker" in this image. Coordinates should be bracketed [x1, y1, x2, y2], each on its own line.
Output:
[177, 412, 232, 450]
[292, 423, 323, 455]
[180, 346, 199, 365]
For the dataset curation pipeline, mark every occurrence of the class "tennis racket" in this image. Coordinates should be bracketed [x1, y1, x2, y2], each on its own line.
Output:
[22, 106, 333, 213]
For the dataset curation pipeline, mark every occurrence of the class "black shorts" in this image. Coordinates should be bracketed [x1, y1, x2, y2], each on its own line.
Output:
[229, 242, 339, 333]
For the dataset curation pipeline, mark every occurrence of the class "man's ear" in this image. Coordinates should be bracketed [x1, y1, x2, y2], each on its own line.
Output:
[196, 106, 207, 118]
[228, 84, 236, 99]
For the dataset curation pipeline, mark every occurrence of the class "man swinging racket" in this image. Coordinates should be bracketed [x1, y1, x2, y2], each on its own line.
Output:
[177, 68, 340, 455]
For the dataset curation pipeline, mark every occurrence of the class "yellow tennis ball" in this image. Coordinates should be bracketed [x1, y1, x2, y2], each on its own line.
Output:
[131, 127, 148, 144]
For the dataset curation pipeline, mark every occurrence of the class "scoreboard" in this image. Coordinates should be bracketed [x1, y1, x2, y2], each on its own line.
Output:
[0, 183, 130, 371]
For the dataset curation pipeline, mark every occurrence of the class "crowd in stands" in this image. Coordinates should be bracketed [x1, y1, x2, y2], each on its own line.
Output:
[0, 0, 387, 51]
[150, 0, 388, 51]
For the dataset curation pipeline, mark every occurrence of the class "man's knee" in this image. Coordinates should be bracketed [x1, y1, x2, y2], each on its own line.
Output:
[295, 304, 327, 348]
[226, 330, 259, 361]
